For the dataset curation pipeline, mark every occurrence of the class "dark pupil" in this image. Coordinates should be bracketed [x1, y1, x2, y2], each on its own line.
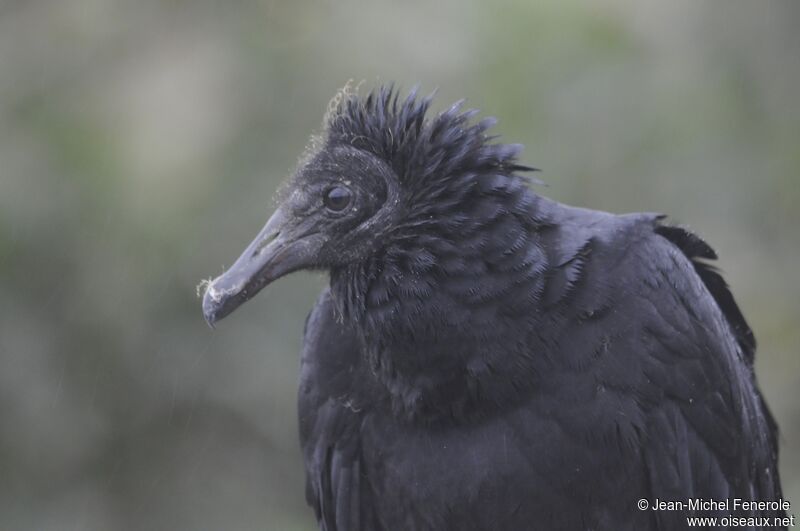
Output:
[324, 186, 351, 211]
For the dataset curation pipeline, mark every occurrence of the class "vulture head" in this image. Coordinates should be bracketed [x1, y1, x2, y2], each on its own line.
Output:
[202, 85, 537, 327]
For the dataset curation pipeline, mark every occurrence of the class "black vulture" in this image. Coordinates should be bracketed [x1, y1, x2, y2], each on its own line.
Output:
[202, 86, 786, 530]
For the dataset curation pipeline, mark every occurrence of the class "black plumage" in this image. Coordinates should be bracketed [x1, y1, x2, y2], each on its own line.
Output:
[202, 86, 785, 530]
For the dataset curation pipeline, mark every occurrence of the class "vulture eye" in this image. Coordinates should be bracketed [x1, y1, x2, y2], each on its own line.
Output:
[323, 186, 352, 212]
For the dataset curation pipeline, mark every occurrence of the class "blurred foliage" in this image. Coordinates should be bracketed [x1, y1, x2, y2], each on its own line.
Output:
[0, 0, 798, 529]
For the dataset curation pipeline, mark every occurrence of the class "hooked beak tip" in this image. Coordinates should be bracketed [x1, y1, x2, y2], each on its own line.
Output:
[202, 281, 232, 328]
[202, 289, 219, 328]
[201, 273, 254, 327]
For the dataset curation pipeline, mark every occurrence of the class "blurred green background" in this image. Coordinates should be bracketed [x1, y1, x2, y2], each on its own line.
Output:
[1, 0, 798, 529]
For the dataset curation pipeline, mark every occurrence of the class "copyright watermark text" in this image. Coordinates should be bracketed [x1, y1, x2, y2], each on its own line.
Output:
[637, 498, 794, 527]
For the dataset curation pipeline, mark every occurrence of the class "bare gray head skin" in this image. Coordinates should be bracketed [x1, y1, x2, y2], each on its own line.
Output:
[202, 85, 531, 327]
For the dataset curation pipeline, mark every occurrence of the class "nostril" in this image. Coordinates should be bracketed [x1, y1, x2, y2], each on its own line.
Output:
[252, 231, 280, 258]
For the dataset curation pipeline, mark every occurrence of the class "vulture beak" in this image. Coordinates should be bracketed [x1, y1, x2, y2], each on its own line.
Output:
[202, 206, 322, 327]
